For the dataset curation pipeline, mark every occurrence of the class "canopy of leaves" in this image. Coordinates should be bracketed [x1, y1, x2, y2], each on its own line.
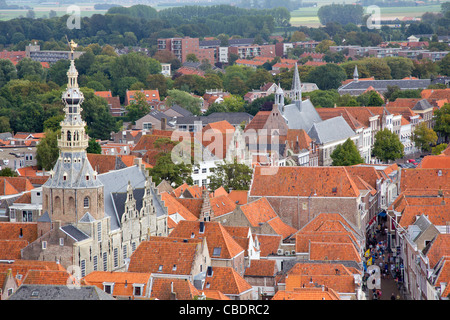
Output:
[371, 128, 404, 163]
[331, 138, 364, 166]
[207, 159, 253, 193]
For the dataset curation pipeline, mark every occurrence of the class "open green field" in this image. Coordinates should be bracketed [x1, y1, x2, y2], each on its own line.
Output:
[290, 4, 442, 27]
[0, 3, 107, 20]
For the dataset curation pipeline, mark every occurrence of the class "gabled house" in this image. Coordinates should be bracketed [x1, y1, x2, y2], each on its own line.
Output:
[125, 89, 161, 106]
[202, 266, 253, 300]
[276, 262, 361, 300]
[168, 220, 246, 276]
[127, 236, 210, 281]
[222, 197, 296, 240]
[244, 259, 278, 299]
[249, 166, 363, 231]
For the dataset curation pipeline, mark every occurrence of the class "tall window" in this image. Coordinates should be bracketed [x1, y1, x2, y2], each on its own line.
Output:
[113, 248, 118, 268]
[84, 197, 90, 208]
[103, 252, 108, 271]
[97, 222, 102, 242]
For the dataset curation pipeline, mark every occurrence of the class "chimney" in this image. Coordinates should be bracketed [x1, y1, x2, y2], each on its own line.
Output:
[200, 189, 212, 222]
[161, 117, 167, 131]
[133, 157, 142, 168]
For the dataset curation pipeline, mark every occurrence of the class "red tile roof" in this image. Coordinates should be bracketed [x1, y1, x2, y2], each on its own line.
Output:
[400, 168, 450, 192]
[204, 266, 252, 296]
[22, 270, 77, 286]
[169, 220, 244, 260]
[244, 259, 277, 277]
[0, 222, 38, 243]
[418, 155, 450, 169]
[425, 234, 450, 270]
[250, 166, 360, 198]
[82, 271, 152, 298]
[150, 277, 201, 300]
[272, 287, 340, 300]
[228, 190, 248, 205]
[127, 240, 200, 275]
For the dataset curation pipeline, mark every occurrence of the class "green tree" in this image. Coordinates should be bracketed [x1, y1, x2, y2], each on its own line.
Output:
[125, 91, 151, 123]
[186, 53, 199, 62]
[87, 138, 102, 154]
[36, 129, 59, 170]
[306, 64, 347, 90]
[148, 138, 193, 187]
[308, 89, 340, 108]
[432, 103, 450, 143]
[0, 167, 17, 177]
[384, 57, 414, 79]
[331, 138, 364, 166]
[43, 114, 64, 132]
[165, 89, 202, 115]
[246, 69, 273, 90]
[0, 59, 17, 87]
[0, 116, 11, 133]
[16, 58, 45, 81]
[412, 122, 438, 152]
[439, 53, 450, 76]
[207, 159, 253, 193]
[371, 129, 404, 163]
[432, 143, 448, 155]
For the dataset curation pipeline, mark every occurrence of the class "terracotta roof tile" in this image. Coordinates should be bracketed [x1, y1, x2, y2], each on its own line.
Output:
[250, 166, 360, 198]
[272, 287, 340, 300]
[285, 263, 357, 294]
[0, 222, 38, 243]
[254, 234, 282, 257]
[228, 190, 248, 205]
[309, 241, 361, 263]
[425, 234, 450, 269]
[240, 197, 278, 227]
[418, 155, 450, 169]
[244, 259, 277, 277]
[201, 289, 231, 300]
[398, 202, 450, 229]
[128, 240, 199, 275]
[0, 240, 29, 259]
[210, 195, 237, 218]
[150, 277, 200, 300]
[22, 270, 76, 286]
[401, 168, 450, 192]
[169, 221, 244, 259]
[161, 192, 198, 222]
[82, 271, 152, 298]
[204, 266, 252, 296]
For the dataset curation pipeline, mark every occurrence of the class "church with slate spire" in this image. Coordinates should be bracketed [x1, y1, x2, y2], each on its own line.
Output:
[22, 41, 169, 276]
[279, 63, 322, 132]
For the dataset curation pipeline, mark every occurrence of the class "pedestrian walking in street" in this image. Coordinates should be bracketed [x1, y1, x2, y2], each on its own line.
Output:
[377, 289, 382, 299]
[391, 293, 396, 300]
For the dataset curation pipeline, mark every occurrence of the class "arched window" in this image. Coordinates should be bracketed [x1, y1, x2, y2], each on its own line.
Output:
[67, 130, 71, 142]
[84, 197, 90, 208]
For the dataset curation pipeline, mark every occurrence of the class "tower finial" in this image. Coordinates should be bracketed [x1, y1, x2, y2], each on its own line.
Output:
[291, 62, 302, 110]
[353, 65, 359, 81]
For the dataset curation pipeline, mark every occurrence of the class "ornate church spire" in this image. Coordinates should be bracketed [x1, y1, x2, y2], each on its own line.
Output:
[58, 40, 88, 153]
[44, 40, 102, 189]
[291, 62, 302, 110]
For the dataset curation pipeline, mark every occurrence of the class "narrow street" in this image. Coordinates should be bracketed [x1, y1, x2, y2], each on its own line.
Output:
[363, 225, 407, 301]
